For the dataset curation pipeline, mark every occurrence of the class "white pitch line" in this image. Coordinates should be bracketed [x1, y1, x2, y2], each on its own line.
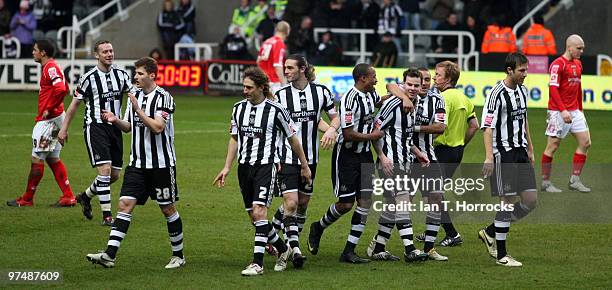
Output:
[0, 129, 226, 139]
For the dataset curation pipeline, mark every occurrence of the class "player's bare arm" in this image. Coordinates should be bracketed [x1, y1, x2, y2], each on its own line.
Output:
[58, 98, 82, 145]
[287, 135, 312, 185]
[385, 83, 414, 112]
[342, 126, 383, 142]
[411, 145, 430, 166]
[213, 135, 238, 188]
[374, 138, 393, 176]
[465, 117, 480, 145]
[129, 93, 166, 134]
[101, 110, 131, 133]
[482, 128, 494, 177]
[524, 118, 535, 164]
[417, 122, 446, 134]
[318, 114, 339, 150]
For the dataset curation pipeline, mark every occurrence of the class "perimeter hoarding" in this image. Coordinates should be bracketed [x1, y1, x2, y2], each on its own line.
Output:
[314, 66, 612, 110]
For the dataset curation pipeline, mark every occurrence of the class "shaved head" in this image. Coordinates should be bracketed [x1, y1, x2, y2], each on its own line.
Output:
[564, 34, 585, 60]
[275, 21, 291, 38]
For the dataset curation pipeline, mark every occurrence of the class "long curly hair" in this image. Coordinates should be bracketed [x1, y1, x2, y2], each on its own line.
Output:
[243, 66, 274, 100]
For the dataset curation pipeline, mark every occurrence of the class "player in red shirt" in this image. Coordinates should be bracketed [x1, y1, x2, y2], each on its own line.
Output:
[541, 34, 591, 193]
[7, 39, 76, 207]
[257, 21, 290, 93]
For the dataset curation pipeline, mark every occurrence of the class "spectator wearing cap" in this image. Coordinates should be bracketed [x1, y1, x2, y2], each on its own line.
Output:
[372, 31, 397, 67]
[10, 0, 36, 58]
[521, 14, 556, 56]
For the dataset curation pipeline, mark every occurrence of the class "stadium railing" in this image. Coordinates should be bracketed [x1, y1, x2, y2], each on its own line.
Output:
[57, 0, 130, 57]
[1, 36, 21, 58]
[313, 28, 478, 71]
[174, 43, 218, 61]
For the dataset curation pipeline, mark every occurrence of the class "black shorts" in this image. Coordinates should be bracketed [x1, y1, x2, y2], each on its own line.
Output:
[410, 160, 445, 197]
[120, 166, 179, 205]
[434, 145, 465, 179]
[490, 148, 537, 197]
[332, 144, 375, 202]
[277, 164, 318, 196]
[84, 123, 123, 169]
[238, 163, 276, 210]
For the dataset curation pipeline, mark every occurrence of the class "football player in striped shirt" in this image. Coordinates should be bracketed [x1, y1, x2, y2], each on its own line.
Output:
[58, 40, 134, 226]
[307, 63, 413, 264]
[479, 53, 538, 267]
[86, 57, 184, 269]
[270, 54, 339, 267]
[213, 67, 312, 276]
[367, 68, 430, 262]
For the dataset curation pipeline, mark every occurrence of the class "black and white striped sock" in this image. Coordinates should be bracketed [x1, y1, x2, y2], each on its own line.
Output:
[105, 211, 131, 259]
[166, 212, 184, 258]
[94, 175, 112, 218]
[424, 210, 441, 253]
[344, 207, 369, 253]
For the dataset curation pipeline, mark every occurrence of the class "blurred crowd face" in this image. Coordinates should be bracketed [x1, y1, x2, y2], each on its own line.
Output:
[447, 13, 457, 26]
[163, 0, 173, 12]
[301, 16, 312, 29]
[240, 0, 249, 8]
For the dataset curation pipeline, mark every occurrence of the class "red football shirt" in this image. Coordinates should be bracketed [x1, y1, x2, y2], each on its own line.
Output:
[37, 59, 68, 121]
[257, 35, 286, 83]
[548, 56, 582, 111]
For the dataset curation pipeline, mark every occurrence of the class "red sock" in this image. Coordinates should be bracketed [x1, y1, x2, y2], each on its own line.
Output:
[572, 153, 587, 176]
[49, 160, 74, 198]
[541, 154, 553, 180]
[22, 163, 45, 200]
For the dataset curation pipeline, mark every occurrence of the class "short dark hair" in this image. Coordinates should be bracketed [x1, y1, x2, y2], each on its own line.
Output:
[134, 57, 158, 77]
[94, 40, 112, 53]
[35, 39, 56, 58]
[352, 63, 372, 82]
[403, 68, 422, 82]
[504, 53, 529, 73]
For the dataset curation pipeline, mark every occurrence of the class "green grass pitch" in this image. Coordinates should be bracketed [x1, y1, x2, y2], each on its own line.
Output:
[1, 92, 611, 289]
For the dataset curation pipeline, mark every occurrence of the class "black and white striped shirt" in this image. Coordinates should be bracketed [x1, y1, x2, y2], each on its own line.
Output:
[413, 88, 446, 161]
[230, 99, 296, 165]
[376, 96, 416, 171]
[124, 86, 176, 169]
[378, 3, 403, 34]
[275, 82, 337, 165]
[481, 81, 529, 154]
[338, 86, 381, 153]
[75, 65, 133, 125]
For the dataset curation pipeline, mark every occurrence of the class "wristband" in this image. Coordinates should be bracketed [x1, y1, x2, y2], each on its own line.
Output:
[415, 126, 421, 132]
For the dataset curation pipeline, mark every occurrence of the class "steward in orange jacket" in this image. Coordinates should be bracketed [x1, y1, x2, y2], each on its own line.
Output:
[521, 15, 556, 55]
[481, 25, 517, 53]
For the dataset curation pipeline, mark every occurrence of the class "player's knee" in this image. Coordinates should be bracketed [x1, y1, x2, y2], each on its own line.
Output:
[110, 171, 120, 183]
[160, 204, 177, 217]
[283, 197, 298, 214]
[522, 191, 538, 209]
[96, 163, 112, 176]
[580, 138, 591, 150]
[428, 192, 443, 204]
[251, 205, 267, 220]
[335, 201, 354, 214]
[118, 198, 136, 213]
[31, 156, 45, 164]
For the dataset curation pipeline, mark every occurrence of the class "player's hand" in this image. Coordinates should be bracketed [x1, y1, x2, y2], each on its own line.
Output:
[402, 97, 414, 113]
[527, 148, 535, 165]
[41, 110, 49, 119]
[379, 155, 394, 177]
[300, 165, 312, 186]
[371, 127, 384, 140]
[561, 110, 572, 124]
[415, 152, 430, 167]
[58, 129, 68, 145]
[128, 93, 140, 111]
[213, 167, 230, 188]
[101, 110, 117, 123]
[320, 127, 337, 150]
[482, 157, 494, 177]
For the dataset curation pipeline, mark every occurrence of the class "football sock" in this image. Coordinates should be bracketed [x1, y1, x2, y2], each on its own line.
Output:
[541, 154, 553, 180]
[283, 215, 301, 255]
[272, 205, 284, 233]
[424, 210, 441, 253]
[253, 220, 268, 266]
[94, 175, 112, 218]
[343, 206, 369, 253]
[267, 221, 288, 253]
[166, 212, 184, 259]
[318, 203, 344, 229]
[22, 163, 44, 200]
[106, 212, 131, 259]
[441, 210, 458, 238]
[296, 212, 307, 234]
[48, 160, 74, 198]
[494, 211, 511, 260]
[572, 153, 587, 176]
[511, 201, 534, 221]
[374, 211, 395, 253]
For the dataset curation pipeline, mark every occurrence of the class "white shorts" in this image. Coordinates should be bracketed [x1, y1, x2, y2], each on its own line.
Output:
[545, 110, 589, 138]
[31, 113, 65, 159]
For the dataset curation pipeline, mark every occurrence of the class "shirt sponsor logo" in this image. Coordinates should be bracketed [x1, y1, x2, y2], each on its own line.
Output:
[484, 113, 495, 126]
[344, 112, 353, 123]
